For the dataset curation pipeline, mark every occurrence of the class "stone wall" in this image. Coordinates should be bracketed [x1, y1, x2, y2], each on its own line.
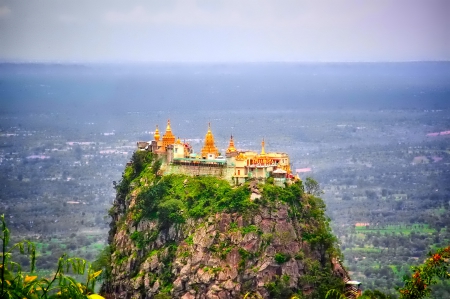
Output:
[165, 164, 227, 178]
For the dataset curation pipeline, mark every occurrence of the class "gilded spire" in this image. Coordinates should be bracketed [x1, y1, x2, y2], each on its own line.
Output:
[162, 119, 176, 147]
[154, 125, 160, 141]
[166, 119, 172, 132]
[261, 138, 266, 155]
[201, 123, 219, 158]
[226, 134, 237, 153]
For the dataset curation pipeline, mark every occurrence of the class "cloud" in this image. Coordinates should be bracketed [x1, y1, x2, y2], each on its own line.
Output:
[0, 5, 11, 18]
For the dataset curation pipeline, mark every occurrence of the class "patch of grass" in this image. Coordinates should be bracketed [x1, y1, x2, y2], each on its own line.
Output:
[242, 225, 260, 235]
[238, 248, 252, 272]
[185, 235, 194, 246]
[229, 221, 239, 231]
[147, 249, 159, 258]
[355, 224, 435, 235]
[217, 242, 233, 260]
[343, 247, 382, 253]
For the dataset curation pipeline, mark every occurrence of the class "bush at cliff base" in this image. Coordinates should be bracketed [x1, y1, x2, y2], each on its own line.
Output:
[1, 214, 105, 299]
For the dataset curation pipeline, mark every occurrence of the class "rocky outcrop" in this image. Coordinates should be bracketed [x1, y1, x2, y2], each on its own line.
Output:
[103, 153, 346, 298]
[105, 196, 346, 298]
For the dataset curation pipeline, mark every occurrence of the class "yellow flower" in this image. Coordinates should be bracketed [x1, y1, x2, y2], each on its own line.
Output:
[24, 275, 37, 283]
[89, 270, 102, 280]
[76, 282, 85, 293]
[88, 294, 106, 299]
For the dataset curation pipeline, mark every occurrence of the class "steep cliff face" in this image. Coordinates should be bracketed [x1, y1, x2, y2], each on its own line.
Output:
[103, 151, 348, 299]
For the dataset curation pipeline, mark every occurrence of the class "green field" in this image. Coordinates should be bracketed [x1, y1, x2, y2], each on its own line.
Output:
[355, 223, 436, 235]
[343, 247, 382, 253]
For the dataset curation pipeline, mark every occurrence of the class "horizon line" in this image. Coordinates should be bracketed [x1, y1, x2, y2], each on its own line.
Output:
[1, 59, 449, 65]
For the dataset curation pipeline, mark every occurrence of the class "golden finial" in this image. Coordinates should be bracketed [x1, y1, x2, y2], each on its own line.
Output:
[166, 119, 172, 132]
[261, 138, 266, 155]
[176, 137, 181, 145]
[154, 125, 160, 141]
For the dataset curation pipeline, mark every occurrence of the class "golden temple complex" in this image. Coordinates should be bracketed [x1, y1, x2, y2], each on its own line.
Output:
[137, 119, 294, 186]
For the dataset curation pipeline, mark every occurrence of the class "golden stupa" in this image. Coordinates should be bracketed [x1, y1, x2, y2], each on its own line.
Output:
[226, 135, 237, 153]
[162, 119, 176, 147]
[154, 125, 160, 141]
[201, 123, 219, 158]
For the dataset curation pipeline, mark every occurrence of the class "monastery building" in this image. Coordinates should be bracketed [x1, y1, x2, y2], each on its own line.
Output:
[137, 120, 296, 186]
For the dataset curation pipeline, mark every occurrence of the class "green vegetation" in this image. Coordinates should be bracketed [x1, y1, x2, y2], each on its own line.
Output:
[229, 221, 238, 231]
[274, 252, 290, 264]
[157, 243, 178, 295]
[304, 177, 324, 196]
[91, 246, 111, 283]
[265, 275, 294, 299]
[185, 235, 194, 246]
[1, 215, 104, 299]
[327, 245, 450, 299]
[354, 224, 436, 235]
[115, 151, 259, 229]
[261, 179, 341, 269]
[260, 180, 303, 204]
[340, 221, 450, 295]
[359, 290, 396, 299]
[242, 225, 261, 235]
[130, 231, 148, 249]
[299, 257, 346, 299]
[398, 245, 450, 299]
[238, 248, 252, 272]
[135, 173, 256, 224]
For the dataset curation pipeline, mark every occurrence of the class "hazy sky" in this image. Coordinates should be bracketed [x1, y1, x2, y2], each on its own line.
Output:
[0, 0, 448, 63]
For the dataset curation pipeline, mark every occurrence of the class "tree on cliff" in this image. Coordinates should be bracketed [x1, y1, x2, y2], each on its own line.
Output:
[304, 177, 324, 196]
